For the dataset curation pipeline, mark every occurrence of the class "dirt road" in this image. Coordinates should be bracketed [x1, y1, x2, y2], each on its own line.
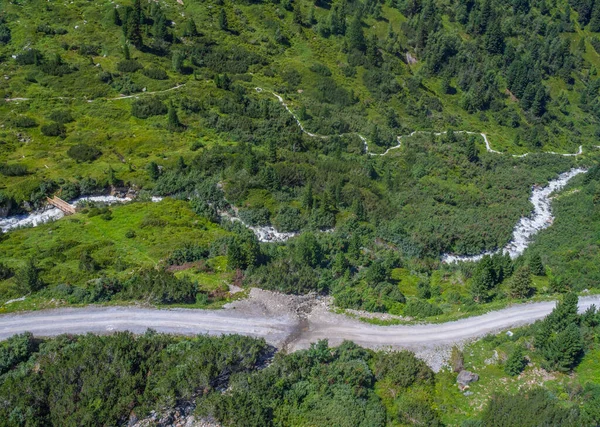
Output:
[1, 290, 598, 370]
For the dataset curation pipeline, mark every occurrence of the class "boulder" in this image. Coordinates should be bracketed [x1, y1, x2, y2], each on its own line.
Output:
[457, 370, 479, 387]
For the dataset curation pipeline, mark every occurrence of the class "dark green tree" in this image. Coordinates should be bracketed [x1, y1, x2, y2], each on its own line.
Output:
[529, 253, 545, 276]
[347, 16, 366, 52]
[184, 19, 198, 37]
[509, 266, 532, 299]
[146, 161, 160, 180]
[15, 258, 44, 293]
[218, 9, 228, 31]
[590, 2, 600, 32]
[504, 346, 527, 376]
[126, 0, 143, 48]
[112, 7, 122, 26]
[167, 103, 183, 132]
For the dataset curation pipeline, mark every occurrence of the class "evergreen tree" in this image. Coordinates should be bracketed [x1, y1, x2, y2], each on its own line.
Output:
[126, 0, 143, 48]
[352, 198, 365, 221]
[146, 161, 160, 180]
[529, 253, 545, 276]
[484, 20, 504, 54]
[167, 103, 183, 132]
[303, 183, 314, 210]
[366, 35, 382, 67]
[504, 346, 527, 376]
[177, 156, 186, 171]
[123, 43, 131, 60]
[184, 19, 198, 37]
[218, 9, 228, 31]
[112, 7, 122, 26]
[590, 2, 600, 32]
[347, 16, 366, 52]
[509, 266, 532, 299]
[15, 258, 44, 293]
[542, 323, 583, 372]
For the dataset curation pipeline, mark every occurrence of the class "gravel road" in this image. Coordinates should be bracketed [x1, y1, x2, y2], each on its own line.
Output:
[2, 290, 598, 370]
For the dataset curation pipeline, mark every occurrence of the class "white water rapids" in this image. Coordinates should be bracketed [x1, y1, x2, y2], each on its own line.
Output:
[0, 196, 132, 233]
[442, 168, 587, 263]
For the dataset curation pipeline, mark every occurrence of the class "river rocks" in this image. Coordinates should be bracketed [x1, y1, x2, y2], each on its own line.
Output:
[457, 370, 479, 389]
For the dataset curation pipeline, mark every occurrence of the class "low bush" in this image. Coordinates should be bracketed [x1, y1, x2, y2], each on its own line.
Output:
[122, 268, 198, 304]
[0, 163, 28, 177]
[41, 122, 66, 137]
[403, 299, 443, 318]
[142, 67, 168, 80]
[131, 97, 167, 118]
[67, 144, 101, 162]
[12, 116, 38, 128]
[117, 60, 143, 73]
[48, 110, 74, 124]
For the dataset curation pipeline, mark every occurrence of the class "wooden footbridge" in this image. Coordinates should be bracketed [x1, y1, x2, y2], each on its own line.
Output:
[46, 196, 76, 215]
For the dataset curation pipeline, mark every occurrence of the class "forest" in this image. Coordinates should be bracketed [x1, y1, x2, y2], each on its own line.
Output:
[1, 0, 600, 424]
[0, 294, 599, 426]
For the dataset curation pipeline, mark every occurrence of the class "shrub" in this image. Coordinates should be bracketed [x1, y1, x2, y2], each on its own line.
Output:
[117, 60, 143, 73]
[0, 23, 10, 44]
[403, 299, 443, 318]
[48, 110, 74, 124]
[0, 262, 14, 280]
[0, 333, 36, 375]
[131, 97, 167, 118]
[373, 351, 434, 388]
[309, 63, 332, 76]
[78, 44, 100, 56]
[12, 116, 38, 128]
[41, 122, 66, 137]
[504, 346, 527, 376]
[142, 67, 168, 80]
[67, 144, 101, 162]
[0, 164, 28, 177]
[238, 207, 271, 226]
[273, 206, 305, 232]
[15, 49, 43, 65]
[122, 268, 198, 304]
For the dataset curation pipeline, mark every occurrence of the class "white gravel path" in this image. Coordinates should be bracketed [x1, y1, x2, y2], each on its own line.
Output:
[1, 290, 598, 371]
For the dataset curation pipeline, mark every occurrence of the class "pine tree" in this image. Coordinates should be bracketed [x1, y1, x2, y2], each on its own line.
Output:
[167, 104, 183, 132]
[177, 156, 186, 171]
[112, 7, 122, 26]
[529, 253, 545, 276]
[146, 161, 160, 180]
[347, 16, 366, 52]
[352, 198, 365, 221]
[218, 9, 228, 31]
[504, 346, 527, 376]
[15, 258, 44, 293]
[366, 34, 382, 67]
[509, 266, 532, 299]
[303, 183, 314, 210]
[590, 2, 600, 32]
[126, 7, 143, 47]
[123, 43, 131, 60]
[184, 19, 198, 37]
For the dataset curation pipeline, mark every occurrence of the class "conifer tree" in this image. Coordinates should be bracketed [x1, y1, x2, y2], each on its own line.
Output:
[218, 9, 228, 31]
[184, 19, 198, 37]
[509, 266, 532, 299]
[347, 16, 366, 52]
[504, 346, 527, 376]
[146, 161, 160, 180]
[529, 253, 545, 276]
[167, 103, 183, 132]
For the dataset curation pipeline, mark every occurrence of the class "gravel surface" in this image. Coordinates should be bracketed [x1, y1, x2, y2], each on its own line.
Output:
[1, 290, 598, 371]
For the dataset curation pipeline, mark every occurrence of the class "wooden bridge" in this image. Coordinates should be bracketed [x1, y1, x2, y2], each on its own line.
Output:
[47, 196, 76, 215]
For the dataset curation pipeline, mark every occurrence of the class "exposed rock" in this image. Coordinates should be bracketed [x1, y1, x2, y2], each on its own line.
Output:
[457, 370, 479, 388]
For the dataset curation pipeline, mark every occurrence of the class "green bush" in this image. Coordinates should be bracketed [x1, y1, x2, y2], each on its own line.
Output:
[78, 44, 100, 56]
[0, 262, 14, 280]
[142, 67, 168, 80]
[67, 144, 101, 162]
[48, 110, 74, 124]
[0, 163, 28, 177]
[122, 268, 198, 304]
[117, 59, 143, 73]
[40, 122, 66, 137]
[403, 299, 443, 318]
[131, 96, 167, 118]
[12, 116, 38, 128]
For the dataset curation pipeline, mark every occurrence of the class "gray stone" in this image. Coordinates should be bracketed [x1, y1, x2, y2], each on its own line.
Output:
[457, 370, 479, 386]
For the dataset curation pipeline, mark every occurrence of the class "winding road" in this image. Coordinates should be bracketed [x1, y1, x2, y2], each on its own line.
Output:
[1, 291, 598, 369]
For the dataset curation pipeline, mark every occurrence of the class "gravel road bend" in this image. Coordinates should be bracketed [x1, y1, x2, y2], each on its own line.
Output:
[1, 290, 598, 370]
